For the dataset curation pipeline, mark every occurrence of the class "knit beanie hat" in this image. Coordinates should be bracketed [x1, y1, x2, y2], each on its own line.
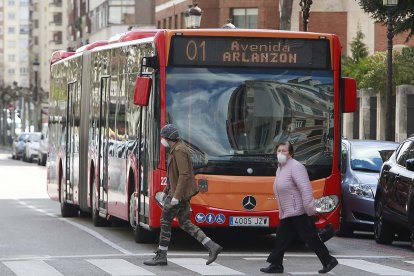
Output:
[161, 124, 179, 141]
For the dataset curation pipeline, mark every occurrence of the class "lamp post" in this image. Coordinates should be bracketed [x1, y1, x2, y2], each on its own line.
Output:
[222, 18, 236, 29]
[184, 3, 203, 29]
[299, 0, 312, 32]
[32, 60, 40, 132]
[383, 0, 398, 141]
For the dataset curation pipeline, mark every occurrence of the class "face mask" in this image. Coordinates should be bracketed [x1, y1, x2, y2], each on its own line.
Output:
[277, 153, 287, 164]
[161, 138, 169, 148]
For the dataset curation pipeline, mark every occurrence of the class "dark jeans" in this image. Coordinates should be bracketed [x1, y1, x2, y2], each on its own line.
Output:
[267, 214, 333, 266]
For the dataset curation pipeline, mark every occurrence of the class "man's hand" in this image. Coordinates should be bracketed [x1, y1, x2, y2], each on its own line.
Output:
[171, 197, 179, 206]
[160, 192, 167, 201]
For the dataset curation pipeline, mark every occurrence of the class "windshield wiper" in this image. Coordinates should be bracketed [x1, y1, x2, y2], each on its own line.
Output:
[352, 167, 379, 173]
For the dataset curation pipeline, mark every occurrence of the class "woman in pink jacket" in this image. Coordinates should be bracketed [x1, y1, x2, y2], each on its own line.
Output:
[260, 142, 338, 274]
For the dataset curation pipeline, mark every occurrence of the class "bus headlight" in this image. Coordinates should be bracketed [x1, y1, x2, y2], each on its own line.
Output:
[315, 195, 339, 213]
[348, 183, 374, 198]
[155, 192, 165, 207]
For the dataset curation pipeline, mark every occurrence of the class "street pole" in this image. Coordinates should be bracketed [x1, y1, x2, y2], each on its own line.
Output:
[33, 60, 40, 132]
[300, 0, 312, 32]
[385, 7, 394, 141]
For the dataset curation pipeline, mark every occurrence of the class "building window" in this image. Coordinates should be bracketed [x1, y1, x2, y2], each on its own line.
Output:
[8, 27, 15, 34]
[232, 8, 258, 29]
[8, 68, 15, 75]
[7, 40, 16, 47]
[53, 31, 62, 44]
[8, 55, 15, 62]
[8, 13, 15, 20]
[8, 0, 15, 6]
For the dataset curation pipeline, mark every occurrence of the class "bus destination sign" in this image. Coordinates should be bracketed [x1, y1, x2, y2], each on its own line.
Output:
[170, 36, 330, 69]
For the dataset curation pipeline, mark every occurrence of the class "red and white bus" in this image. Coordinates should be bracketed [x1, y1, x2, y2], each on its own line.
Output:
[47, 29, 356, 243]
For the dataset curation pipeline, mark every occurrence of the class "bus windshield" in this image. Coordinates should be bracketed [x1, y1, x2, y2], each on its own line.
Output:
[166, 67, 334, 177]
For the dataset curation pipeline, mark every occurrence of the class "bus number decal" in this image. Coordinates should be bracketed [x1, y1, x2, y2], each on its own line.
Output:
[186, 40, 205, 61]
[161, 177, 168, 186]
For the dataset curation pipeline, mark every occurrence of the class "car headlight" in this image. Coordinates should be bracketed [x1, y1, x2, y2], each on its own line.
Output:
[315, 195, 339, 213]
[348, 183, 374, 199]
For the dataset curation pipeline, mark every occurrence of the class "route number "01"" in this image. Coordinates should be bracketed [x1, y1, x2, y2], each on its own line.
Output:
[186, 40, 206, 61]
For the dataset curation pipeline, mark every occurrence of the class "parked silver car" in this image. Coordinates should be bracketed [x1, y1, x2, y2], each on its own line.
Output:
[23, 132, 42, 162]
[37, 132, 48, 166]
[11, 132, 29, 160]
[339, 139, 398, 236]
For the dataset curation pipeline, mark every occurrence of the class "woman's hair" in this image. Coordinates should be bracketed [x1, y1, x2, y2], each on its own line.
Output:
[275, 141, 294, 157]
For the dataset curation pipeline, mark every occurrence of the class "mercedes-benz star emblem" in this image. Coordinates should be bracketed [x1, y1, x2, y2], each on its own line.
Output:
[242, 195, 256, 210]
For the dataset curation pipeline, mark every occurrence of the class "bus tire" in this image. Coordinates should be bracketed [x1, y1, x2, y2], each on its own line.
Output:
[60, 183, 78, 217]
[129, 193, 154, 243]
[92, 180, 108, 227]
[374, 196, 394, 244]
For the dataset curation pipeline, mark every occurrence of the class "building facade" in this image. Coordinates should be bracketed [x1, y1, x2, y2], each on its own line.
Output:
[2, 0, 30, 88]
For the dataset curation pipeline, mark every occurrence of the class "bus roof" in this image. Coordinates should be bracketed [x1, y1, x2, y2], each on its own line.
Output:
[50, 50, 76, 64]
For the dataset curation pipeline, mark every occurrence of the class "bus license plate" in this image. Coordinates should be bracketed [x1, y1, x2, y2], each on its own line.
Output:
[229, 216, 269, 227]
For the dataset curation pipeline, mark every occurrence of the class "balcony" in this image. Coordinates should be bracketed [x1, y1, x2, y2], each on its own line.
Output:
[49, 0, 62, 7]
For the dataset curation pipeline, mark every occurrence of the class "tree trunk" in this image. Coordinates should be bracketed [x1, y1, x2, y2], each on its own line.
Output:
[279, 0, 293, 30]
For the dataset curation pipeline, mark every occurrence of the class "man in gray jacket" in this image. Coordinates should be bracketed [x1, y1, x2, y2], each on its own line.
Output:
[144, 124, 222, 266]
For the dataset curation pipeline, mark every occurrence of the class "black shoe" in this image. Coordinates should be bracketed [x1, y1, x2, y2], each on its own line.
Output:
[260, 264, 284, 273]
[319, 257, 338, 273]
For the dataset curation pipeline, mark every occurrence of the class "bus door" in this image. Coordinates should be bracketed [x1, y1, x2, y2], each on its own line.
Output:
[65, 81, 78, 203]
[98, 77, 110, 211]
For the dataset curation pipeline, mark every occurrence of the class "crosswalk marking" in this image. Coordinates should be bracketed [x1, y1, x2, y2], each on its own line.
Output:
[3, 260, 64, 276]
[87, 259, 155, 275]
[169, 258, 244, 275]
[339, 259, 414, 275]
[406, 261, 414, 265]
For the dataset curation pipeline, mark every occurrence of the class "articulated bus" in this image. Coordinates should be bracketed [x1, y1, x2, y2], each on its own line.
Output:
[47, 29, 356, 243]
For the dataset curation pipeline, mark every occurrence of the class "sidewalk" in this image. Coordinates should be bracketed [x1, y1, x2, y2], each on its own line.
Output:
[0, 145, 11, 153]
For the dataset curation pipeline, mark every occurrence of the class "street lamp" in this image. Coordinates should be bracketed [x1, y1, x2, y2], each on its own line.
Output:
[184, 4, 203, 29]
[383, 0, 398, 141]
[32, 60, 40, 102]
[299, 0, 313, 32]
[222, 19, 236, 29]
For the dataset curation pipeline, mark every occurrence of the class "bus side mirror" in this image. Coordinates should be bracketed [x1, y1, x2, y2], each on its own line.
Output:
[133, 76, 152, 106]
[342, 77, 356, 113]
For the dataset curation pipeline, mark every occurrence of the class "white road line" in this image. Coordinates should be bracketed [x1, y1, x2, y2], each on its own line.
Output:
[289, 272, 335, 275]
[87, 259, 155, 276]
[3, 260, 64, 276]
[16, 200, 132, 255]
[406, 261, 414, 265]
[339, 259, 414, 275]
[169, 258, 244, 275]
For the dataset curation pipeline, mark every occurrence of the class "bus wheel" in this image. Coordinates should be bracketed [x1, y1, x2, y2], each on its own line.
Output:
[60, 184, 78, 217]
[92, 182, 108, 227]
[129, 193, 154, 243]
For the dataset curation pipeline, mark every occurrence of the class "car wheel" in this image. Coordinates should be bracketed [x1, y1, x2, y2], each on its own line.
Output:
[410, 226, 414, 252]
[337, 206, 353, 237]
[129, 193, 154, 243]
[374, 197, 394, 244]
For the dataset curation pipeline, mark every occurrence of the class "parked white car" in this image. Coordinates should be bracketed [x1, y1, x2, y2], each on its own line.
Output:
[37, 133, 48, 166]
[23, 132, 42, 162]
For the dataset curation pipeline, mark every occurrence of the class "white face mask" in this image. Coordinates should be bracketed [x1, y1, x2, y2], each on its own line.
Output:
[161, 138, 169, 148]
[277, 153, 287, 164]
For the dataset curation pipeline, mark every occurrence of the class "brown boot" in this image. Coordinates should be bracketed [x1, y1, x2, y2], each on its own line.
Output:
[204, 240, 223, 265]
[143, 249, 167, 266]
